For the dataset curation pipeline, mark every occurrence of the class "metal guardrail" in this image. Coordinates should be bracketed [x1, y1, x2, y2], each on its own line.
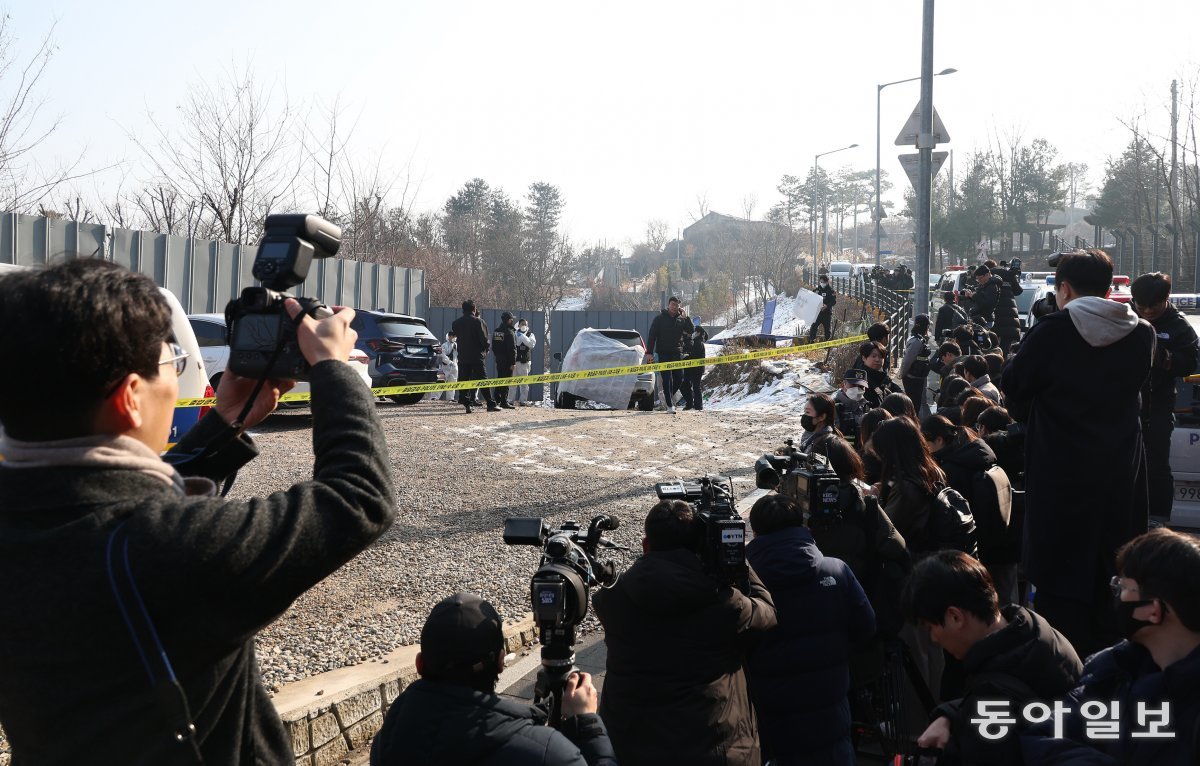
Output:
[831, 277, 912, 370]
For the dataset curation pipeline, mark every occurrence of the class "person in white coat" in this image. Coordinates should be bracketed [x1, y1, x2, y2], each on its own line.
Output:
[438, 331, 459, 401]
[513, 319, 538, 405]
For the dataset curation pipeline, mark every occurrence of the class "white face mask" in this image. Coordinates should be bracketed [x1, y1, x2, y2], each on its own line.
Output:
[519, 325, 528, 332]
[845, 386, 864, 401]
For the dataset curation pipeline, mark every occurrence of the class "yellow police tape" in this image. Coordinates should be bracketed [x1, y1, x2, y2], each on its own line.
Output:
[174, 334, 868, 407]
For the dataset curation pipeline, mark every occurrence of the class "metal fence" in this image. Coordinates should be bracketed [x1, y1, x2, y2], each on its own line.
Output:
[425, 308, 548, 401]
[832, 277, 913, 369]
[0, 212, 428, 316]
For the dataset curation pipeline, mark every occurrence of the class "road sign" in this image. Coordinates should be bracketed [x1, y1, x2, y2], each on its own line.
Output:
[894, 103, 950, 147]
[898, 151, 949, 190]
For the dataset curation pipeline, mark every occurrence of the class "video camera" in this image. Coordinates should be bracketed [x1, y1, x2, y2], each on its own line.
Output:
[654, 475, 747, 589]
[226, 214, 341, 381]
[503, 515, 625, 723]
[755, 441, 843, 529]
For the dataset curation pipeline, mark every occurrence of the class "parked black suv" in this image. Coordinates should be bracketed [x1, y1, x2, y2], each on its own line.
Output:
[351, 310, 443, 405]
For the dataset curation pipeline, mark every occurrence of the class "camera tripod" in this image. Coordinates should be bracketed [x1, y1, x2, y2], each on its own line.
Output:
[532, 640, 578, 725]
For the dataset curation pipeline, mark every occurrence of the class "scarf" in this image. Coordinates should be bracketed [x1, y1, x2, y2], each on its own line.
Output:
[0, 432, 207, 495]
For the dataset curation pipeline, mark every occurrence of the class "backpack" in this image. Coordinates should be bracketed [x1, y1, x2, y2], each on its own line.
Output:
[970, 466, 1014, 565]
[908, 337, 933, 379]
[929, 483, 979, 558]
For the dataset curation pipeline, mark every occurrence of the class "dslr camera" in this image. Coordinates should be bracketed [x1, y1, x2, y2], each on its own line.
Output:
[654, 475, 747, 589]
[225, 214, 342, 381]
[504, 515, 625, 722]
[755, 441, 843, 529]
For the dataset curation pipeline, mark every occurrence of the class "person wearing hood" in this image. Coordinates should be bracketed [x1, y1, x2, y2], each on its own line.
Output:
[899, 315, 935, 416]
[438, 330, 459, 402]
[834, 368, 871, 447]
[960, 355, 1001, 404]
[592, 499, 777, 766]
[904, 552, 1082, 766]
[744, 494, 876, 766]
[682, 316, 709, 410]
[1131, 272, 1199, 519]
[1022, 529, 1200, 766]
[512, 318, 538, 406]
[1000, 249, 1155, 659]
[371, 593, 616, 766]
[490, 312, 519, 409]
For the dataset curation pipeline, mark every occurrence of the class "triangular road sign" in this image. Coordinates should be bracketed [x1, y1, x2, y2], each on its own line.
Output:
[894, 103, 950, 147]
[898, 151, 949, 190]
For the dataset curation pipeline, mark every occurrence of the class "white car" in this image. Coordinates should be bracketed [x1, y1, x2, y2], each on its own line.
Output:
[552, 328, 657, 410]
[188, 313, 372, 406]
[1168, 314, 1200, 531]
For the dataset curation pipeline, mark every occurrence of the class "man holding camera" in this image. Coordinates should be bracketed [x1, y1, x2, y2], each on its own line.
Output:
[990, 259, 1025, 354]
[592, 499, 777, 766]
[0, 258, 396, 765]
[371, 593, 616, 766]
[963, 265, 1000, 327]
[453, 299, 498, 413]
[1000, 249, 1155, 658]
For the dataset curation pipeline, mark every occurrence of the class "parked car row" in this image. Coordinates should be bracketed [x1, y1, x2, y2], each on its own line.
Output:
[187, 309, 444, 408]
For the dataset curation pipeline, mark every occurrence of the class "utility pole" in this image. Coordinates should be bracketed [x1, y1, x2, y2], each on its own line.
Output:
[1170, 79, 1180, 285]
[914, 0, 936, 316]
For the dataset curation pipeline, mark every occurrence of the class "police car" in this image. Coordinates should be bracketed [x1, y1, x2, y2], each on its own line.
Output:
[1168, 311, 1200, 531]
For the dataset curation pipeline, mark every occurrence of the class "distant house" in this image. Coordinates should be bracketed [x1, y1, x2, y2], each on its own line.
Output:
[681, 211, 788, 255]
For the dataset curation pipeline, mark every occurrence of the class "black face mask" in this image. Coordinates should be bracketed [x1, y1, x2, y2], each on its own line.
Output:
[800, 414, 817, 432]
[1114, 597, 1158, 640]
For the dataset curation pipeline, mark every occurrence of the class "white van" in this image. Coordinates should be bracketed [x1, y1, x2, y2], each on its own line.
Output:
[0, 262, 211, 451]
[826, 261, 854, 281]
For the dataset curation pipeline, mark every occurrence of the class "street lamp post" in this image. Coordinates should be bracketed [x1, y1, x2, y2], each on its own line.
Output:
[875, 67, 957, 267]
[812, 143, 858, 270]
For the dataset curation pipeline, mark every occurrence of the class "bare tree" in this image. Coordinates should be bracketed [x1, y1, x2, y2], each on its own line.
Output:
[644, 219, 669, 253]
[0, 17, 93, 213]
[691, 192, 710, 221]
[133, 64, 299, 244]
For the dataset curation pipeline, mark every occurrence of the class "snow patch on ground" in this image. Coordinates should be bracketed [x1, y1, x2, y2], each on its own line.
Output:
[554, 288, 592, 312]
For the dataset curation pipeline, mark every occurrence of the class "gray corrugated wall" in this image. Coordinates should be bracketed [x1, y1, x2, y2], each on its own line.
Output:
[0, 212, 427, 317]
[425, 307, 547, 401]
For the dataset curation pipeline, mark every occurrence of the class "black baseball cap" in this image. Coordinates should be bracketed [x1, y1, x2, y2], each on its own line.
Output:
[974, 265, 991, 277]
[420, 593, 503, 674]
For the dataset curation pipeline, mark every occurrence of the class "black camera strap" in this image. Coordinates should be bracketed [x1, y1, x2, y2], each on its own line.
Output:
[105, 522, 204, 765]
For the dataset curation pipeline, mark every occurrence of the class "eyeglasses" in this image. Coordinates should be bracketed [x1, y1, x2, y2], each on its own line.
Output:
[160, 342, 189, 377]
[1110, 575, 1139, 598]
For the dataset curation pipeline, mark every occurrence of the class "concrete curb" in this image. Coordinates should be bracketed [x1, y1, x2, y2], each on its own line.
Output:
[275, 615, 537, 765]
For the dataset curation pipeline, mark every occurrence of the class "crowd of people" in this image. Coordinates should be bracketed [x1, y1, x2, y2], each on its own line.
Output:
[1, 250, 1199, 765]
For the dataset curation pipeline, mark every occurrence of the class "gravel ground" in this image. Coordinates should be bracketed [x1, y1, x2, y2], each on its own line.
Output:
[0, 393, 805, 760]
[244, 396, 805, 692]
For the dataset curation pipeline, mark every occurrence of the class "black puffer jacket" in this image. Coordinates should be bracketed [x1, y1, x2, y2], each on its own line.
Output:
[592, 549, 777, 766]
[933, 605, 1082, 766]
[371, 680, 617, 766]
[1143, 303, 1200, 417]
[645, 309, 690, 361]
[991, 268, 1024, 337]
[971, 279, 1001, 324]
[933, 435, 998, 508]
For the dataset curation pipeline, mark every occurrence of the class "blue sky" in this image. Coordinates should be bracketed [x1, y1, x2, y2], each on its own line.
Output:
[8, 0, 1200, 248]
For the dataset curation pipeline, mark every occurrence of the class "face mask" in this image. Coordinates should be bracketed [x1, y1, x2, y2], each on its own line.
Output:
[800, 414, 816, 432]
[519, 326, 528, 332]
[845, 387, 864, 401]
[1114, 597, 1158, 640]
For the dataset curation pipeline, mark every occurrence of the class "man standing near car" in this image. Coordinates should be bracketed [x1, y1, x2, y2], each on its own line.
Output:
[990, 259, 1025, 353]
[645, 296, 689, 414]
[1131, 272, 1199, 520]
[452, 299, 497, 413]
[963, 265, 1000, 328]
[681, 317, 708, 411]
[513, 318, 538, 406]
[1000, 249, 1155, 658]
[491, 312, 518, 410]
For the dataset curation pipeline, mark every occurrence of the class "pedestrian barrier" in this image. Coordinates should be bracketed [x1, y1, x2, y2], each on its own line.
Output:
[175, 334, 868, 407]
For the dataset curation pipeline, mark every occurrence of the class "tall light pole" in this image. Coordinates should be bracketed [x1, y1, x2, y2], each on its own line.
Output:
[812, 143, 858, 269]
[875, 67, 957, 267]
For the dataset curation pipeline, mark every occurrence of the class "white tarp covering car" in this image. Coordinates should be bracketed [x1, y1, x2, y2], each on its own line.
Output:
[558, 329, 645, 410]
